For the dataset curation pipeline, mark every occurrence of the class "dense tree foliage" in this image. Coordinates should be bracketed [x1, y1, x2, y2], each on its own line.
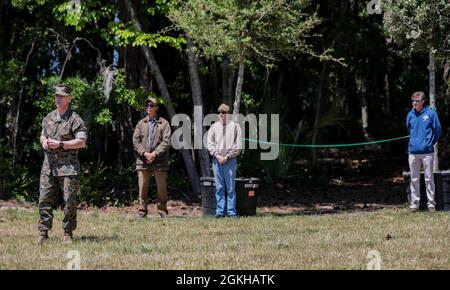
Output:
[0, 0, 449, 204]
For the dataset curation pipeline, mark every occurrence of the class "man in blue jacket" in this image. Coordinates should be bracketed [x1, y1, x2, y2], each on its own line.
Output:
[406, 91, 442, 212]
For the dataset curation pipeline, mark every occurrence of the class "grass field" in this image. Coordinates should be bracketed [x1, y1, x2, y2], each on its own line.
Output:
[0, 207, 448, 269]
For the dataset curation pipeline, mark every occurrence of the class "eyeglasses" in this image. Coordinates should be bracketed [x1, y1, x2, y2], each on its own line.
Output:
[146, 104, 155, 108]
[218, 111, 226, 115]
[411, 99, 423, 103]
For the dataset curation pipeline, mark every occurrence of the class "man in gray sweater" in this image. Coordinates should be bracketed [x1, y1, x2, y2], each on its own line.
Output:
[207, 104, 242, 218]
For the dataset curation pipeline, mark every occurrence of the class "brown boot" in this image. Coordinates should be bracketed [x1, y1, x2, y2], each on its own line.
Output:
[136, 212, 147, 218]
[138, 203, 148, 218]
[37, 231, 49, 245]
[63, 231, 73, 244]
[158, 210, 168, 218]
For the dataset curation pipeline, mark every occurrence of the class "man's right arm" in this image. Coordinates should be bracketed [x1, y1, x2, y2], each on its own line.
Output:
[40, 117, 48, 150]
[207, 125, 218, 158]
[40, 135, 48, 150]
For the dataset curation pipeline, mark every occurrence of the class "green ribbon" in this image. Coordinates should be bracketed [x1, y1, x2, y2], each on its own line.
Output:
[242, 135, 410, 148]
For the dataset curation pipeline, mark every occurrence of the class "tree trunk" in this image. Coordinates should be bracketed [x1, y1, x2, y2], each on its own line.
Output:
[429, 48, 438, 172]
[355, 73, 372, 142]
[361, 97, 369, 139]
[222, 57, 234, 106]
[0, 104, 4, 200]
[384, 73, 391, 115]
[210, 60, 220, 107]
[124, 0, 201, 196]
[12, 29, 37, 166]
[312, 61, 327, 165]
[232, 57, 245, 119]
[187, 37, 211, 177]
[117, 109, 134, 169]
[275, 70, 283, 102]
[120, 46, 143, 169]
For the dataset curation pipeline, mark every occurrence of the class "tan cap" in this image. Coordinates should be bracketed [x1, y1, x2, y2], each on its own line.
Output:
[218, 103, 230, 113]
[145, 97, 159, 106]
[55, 84, 71, 96]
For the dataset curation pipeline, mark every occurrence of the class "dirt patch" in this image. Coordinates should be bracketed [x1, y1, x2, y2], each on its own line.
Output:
[255, 173, 407, 215]
[82, 173, 407, 217]
[0, 173, 408, 217]
[0, 199, 35, 212]
[83, 199, 204, 217]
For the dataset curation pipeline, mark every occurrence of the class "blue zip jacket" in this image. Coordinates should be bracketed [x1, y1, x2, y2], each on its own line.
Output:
[406, 106, 442, 154]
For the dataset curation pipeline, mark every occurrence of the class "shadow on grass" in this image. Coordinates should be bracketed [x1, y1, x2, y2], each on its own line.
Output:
[255, 206, 406, 217]
[76, 235, 119, 243]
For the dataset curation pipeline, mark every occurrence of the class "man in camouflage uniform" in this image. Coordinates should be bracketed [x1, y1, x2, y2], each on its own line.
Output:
[133, 97, 171, 218]
[38, 84, 87, 244]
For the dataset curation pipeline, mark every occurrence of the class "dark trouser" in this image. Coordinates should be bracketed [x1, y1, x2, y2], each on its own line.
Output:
[38, 174, 79, 232]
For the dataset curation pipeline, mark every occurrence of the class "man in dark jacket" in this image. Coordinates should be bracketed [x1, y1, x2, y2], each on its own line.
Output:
[133, 98, 171, 217]
[406, 91, 442, 212]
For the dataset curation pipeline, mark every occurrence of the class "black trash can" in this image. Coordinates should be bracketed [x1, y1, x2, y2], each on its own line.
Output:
[200, 177, 217, 216]
[200, 177, 259, 216]
[402, 170, 450, 211]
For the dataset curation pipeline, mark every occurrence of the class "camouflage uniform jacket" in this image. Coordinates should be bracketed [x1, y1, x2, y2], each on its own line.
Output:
[41, 109, 87, 176]
[133, 115, 171, 171]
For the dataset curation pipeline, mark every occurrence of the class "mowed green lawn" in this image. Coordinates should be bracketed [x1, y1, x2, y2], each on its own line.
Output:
[0, 207, 448, 269]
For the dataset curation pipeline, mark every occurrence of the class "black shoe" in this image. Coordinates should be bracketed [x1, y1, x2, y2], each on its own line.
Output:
[215, 215, 224, 218]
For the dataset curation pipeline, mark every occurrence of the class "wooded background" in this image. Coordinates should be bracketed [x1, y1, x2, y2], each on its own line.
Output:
[1, 0, 449, 204]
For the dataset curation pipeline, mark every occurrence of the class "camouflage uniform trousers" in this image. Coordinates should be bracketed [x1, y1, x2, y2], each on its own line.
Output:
[38, 174, 80, 232]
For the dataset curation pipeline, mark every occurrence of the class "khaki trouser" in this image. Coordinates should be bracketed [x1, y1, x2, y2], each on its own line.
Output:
[137, 169, 168, 215]
[408, 154, 436, 209]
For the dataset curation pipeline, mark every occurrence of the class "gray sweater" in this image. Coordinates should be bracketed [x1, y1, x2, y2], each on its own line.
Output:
[207, 120, 242, 159]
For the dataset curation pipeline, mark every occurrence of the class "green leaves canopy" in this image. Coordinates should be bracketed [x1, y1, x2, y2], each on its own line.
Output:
[383, 0, 450, 55]
[170, 0, 324, 65]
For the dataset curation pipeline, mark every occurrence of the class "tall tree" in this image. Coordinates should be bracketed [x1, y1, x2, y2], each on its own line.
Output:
[186, 37, 211, 177]
[384, 0, 450, 171]
[123, 0, 202, 196]
[170, 0, 330, 119]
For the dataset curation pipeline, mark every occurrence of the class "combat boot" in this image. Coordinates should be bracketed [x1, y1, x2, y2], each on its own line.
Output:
[63, 231, 73, 244]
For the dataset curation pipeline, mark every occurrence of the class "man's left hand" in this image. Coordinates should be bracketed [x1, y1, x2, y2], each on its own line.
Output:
[217, 155, 228, 165]
[148, 151, 157, 163]
[46, 138, 61, 150]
